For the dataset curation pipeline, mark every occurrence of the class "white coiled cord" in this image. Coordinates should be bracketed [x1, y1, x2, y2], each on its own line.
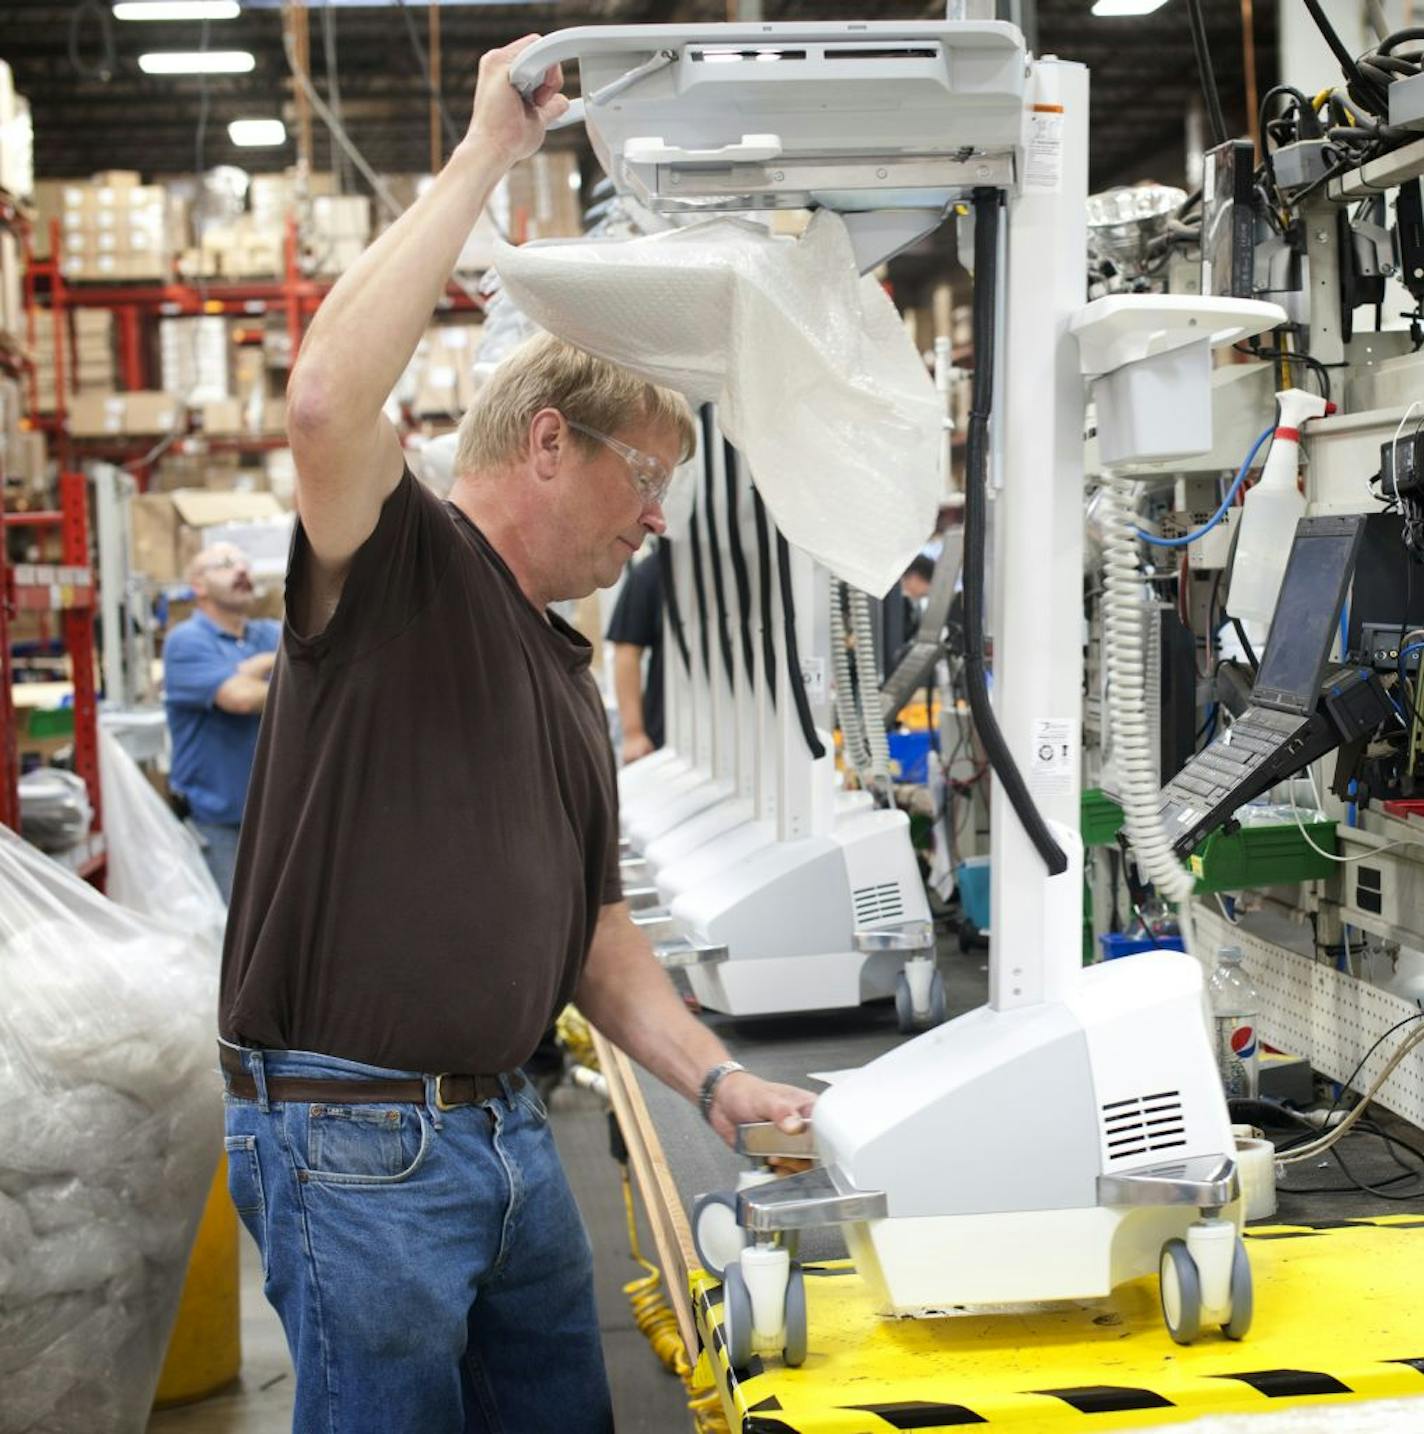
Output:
[851, 586, 893, 793]
[831, 580, 871, 777]
[1100, 471, 1198, 905]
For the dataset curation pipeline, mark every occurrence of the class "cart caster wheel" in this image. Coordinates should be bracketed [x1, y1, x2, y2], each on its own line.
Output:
[1222, 1235, 1253, 1340]
[894, 972, 915, 1033]
[783, 1262, 807, 1367]
[722, 1261, 753, 1371]
[692, 1191, 745, 1281]
[1160, 1238, 1203, 1345]
[927, 969, 947, 1026]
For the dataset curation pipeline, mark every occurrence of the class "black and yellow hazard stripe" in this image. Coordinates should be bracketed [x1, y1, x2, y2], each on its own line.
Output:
[689, 1216, 1424, 1432]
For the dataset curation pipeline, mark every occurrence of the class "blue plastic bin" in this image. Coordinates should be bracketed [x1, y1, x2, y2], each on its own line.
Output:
[887, 730, 932, 784]
[956, 857, 991, 931]
[1099, 932, 1186, 961]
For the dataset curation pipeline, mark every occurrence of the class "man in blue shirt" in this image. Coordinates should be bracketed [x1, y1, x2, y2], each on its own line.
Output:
[163, 541, 281, 900]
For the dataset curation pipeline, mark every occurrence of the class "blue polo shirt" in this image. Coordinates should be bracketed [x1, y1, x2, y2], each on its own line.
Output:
[164, 611, 282, 827]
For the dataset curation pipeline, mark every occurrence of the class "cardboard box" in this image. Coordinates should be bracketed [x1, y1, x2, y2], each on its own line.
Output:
[91, 169, 141, 189]
[199, 397, 243, 436]
[123, 391, 185, 434]
[67, 391, 127, 437]
[130, 488, 287, 583]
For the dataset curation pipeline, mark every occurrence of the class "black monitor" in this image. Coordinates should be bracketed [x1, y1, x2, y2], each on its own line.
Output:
[1253, 515, 1366, 712]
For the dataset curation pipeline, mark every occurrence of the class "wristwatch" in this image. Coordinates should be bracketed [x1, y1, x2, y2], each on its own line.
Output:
[698, 1060, 746, 1123]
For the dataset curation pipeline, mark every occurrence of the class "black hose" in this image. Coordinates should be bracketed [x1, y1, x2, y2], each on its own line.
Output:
[776, 531, 825, 762]
[752, 486, 778, 710]
[1185, 0, 1230, 147]
[1304, 0, 1389, 113]
[723, 442, 756, 685]
[963, 188, 1068, 877]
[701, 410, 736, 686]
[687, 511, 711, 680]
[656, 539, 691, 677]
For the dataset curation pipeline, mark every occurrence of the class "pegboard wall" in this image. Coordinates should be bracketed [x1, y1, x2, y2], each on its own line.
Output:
[1196, 905, 1424, 1129]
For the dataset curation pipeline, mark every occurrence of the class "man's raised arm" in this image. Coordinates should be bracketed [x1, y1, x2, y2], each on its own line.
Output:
[284, 36, 567, 608]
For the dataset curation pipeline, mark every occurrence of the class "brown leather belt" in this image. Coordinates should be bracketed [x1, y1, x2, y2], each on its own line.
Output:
[219, 1044, 521, 1109]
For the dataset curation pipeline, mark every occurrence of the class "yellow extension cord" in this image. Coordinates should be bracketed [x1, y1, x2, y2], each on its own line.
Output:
[554, 1007, 730, 1434]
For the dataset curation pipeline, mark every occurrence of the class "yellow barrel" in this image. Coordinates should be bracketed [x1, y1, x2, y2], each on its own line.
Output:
[153, 1154, 242, 1407]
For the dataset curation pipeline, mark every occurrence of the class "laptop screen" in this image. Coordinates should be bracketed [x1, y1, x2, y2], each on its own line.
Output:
[1253, 516, 1364, 711]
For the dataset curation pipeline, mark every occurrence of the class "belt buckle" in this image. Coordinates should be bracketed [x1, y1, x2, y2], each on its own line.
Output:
[434, 1073, 460, 1111]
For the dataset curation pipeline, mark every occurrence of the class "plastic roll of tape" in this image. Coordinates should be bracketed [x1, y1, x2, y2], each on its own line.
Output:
[1235, 1136, 1277, 1222]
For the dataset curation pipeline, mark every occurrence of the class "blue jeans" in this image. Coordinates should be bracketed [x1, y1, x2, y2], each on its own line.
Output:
[221, 1044, 613, 1434]
[192, 820, 241, 903]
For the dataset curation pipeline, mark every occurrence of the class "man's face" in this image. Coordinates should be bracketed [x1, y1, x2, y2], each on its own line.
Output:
[901, 573, 931, 603]
[193, 544, 257, 613]
[558, 417, 679, 595]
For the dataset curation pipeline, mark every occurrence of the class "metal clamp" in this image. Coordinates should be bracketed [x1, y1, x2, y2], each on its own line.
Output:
[853, 919, 935, 955]
[1097, 1155, 1240, 1210]
[624, 885, 664, 913]
[735, 1120, 816, 1159]
[654, 938, 729, 970]
[737, 1165, 887, 1234]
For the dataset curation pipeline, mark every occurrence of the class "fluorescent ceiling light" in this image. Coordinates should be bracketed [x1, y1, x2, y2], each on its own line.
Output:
[138, 50, 255, 74]
[228, 118, 286, 147]
[115, 2, 241, 19]
[1090, 0, 1170, 14]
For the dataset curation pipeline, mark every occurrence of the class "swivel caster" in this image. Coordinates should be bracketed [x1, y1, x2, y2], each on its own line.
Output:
[1160, 1226, 1251, 1345]
[895, 965, 946, 1034]
[692, 1191, 746, 1281]
[722, 1249, 808, 1370]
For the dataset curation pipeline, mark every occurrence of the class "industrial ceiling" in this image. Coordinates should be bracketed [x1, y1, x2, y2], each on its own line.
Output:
[1, 1, 1272, 193]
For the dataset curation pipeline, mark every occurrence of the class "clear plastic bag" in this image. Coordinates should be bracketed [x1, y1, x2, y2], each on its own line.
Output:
[0, 827, 221, 1433]
[99, 727, 227, 946]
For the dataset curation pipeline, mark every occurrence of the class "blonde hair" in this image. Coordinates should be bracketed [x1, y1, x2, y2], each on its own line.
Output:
[454, 332, 696, 477]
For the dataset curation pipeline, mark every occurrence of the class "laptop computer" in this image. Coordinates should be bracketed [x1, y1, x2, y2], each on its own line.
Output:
[1158, 514, 1367, 858]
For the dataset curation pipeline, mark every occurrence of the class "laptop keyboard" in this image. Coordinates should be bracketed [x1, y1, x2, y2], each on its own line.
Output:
[1161, 708, 1306, 813]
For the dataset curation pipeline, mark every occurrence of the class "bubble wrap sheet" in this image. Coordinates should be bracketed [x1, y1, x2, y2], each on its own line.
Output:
[0, 828, 220, 1433]
[495, 211, 943, 596]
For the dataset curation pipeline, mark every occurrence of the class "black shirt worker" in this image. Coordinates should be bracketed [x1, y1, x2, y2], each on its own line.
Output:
[607, 543, 665, 763]
[216, 38, 815, 1434]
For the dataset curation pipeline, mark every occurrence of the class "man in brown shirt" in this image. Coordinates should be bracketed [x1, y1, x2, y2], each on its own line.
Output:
[217, 36, 815, 1434]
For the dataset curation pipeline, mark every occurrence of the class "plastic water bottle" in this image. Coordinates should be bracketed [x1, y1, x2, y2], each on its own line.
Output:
[1208, 945, 1260, 1098]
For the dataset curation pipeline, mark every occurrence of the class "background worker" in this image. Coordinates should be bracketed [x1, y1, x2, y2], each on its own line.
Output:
[162, 541, 279, 900]
[607, 541, 665, 763]
[217, 38, 814, 1434]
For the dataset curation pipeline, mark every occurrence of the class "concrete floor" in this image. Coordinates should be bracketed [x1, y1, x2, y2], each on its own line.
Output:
[147, 1085, 692, 1434]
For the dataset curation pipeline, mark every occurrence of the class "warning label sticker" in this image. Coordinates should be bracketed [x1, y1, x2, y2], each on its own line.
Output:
[800, 656, 826, 704]
[1025, 106, 1065, 193]
[1030, 717, 1077, 797]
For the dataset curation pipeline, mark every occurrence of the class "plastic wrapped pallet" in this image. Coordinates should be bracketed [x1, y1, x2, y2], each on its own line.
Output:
[0, 826, 221, 1433]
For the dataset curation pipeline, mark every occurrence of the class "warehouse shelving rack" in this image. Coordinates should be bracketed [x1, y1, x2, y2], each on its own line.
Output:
[1, 199, 103, 877]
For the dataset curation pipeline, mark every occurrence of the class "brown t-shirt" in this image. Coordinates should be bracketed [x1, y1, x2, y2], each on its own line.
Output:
[218, 469, 621, 1074]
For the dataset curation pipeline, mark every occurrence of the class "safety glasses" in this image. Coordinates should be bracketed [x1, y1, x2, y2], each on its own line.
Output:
[565, 418, 673, 509]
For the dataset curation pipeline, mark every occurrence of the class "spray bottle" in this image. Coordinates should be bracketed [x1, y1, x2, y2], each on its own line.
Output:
[1227, 387, 1335, 629]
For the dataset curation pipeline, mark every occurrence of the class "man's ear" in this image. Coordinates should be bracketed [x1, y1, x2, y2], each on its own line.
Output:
[528, 408, 565, 481]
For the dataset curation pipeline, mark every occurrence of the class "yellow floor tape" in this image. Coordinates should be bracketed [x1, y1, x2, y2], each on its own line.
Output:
[692, 1215, 1424, 1433]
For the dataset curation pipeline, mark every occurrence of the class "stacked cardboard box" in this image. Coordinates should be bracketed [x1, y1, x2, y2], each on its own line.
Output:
[160, 316, 231, 402]
[308, 195, 370, 275]
[504, 152, 582, 242]
[409, 322, 483, 418]
[0, 228, 21, 343]
[152, 451, 266, 495]
[67, 390, 185, 438]
[56, 174, 187, 281]
[130, 489, 290, 584]
[0, 61, 32, 201]
[31, 309, 115, 411]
